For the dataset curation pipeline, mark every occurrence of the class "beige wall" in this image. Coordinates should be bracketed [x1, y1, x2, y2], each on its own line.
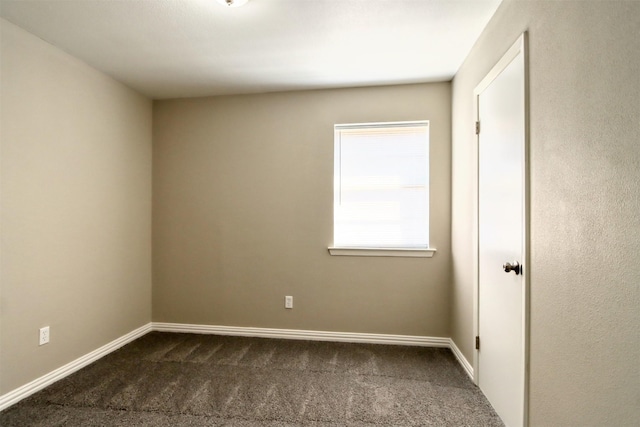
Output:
[0, 20, 152, 394]
[451, 1, 640, 425]
[153, 83, 451, 337]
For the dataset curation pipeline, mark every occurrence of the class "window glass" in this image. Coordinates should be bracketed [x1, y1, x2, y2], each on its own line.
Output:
[333, 121, 429, 248]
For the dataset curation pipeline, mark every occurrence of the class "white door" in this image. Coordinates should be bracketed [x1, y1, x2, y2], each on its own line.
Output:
[476, 35, 527, 427]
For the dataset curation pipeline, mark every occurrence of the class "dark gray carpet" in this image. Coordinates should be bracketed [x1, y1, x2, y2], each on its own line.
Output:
[0, 332, 503, 426]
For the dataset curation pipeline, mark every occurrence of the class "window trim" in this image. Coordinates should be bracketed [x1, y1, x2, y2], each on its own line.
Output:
[328, 247, 436, 258]
[330, 120, 435, 258]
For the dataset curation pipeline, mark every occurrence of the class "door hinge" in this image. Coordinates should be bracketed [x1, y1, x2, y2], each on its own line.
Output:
[475, 336, 480, 350]
[475, 121, 480, 135]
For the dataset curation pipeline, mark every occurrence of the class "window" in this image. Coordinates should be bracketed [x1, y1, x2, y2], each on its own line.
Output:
[329, 121, 435, 257]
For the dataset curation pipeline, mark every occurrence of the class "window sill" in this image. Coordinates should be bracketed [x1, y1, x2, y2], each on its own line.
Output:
[328, 247, 436, 258]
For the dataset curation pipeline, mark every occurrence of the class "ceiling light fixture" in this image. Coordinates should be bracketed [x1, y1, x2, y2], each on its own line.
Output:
[216, 0, 249, 7]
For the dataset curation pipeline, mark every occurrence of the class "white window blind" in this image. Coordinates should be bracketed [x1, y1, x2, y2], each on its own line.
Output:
[333, 121, 429, 249]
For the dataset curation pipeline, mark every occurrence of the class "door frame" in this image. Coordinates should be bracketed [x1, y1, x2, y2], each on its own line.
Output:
[472, 32, 530, 426]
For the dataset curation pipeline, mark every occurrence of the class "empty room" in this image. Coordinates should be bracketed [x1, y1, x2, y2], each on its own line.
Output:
[0, 0, 638, 426]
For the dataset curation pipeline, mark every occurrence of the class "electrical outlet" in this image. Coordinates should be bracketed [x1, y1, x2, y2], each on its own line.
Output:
[285, 296, 293, 309]
[39, 326, 50, 346]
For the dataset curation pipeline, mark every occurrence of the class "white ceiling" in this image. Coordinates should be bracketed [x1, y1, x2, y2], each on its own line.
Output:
[0, 0, 502, 99]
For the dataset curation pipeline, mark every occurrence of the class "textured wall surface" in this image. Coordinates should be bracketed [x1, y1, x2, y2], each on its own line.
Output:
[451, 1, 640, 425]
[0, 20, 152, 394]
[153, 83, 452, 337]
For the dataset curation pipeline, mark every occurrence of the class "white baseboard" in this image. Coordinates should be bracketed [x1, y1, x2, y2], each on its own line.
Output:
[449, 338, 474, 379]
[1, 322, 473, 413]
[0, 323, 152, 412]
[152, 322, 451, 348]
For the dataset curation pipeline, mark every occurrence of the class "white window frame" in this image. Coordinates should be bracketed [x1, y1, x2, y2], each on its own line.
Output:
[328, 121, 436, 258]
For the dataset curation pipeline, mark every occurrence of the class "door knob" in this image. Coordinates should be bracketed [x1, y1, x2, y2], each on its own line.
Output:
[503, 261, 521, 275]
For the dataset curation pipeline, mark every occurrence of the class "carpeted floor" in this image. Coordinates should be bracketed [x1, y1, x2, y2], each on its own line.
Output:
[0, 332, 503, 426]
